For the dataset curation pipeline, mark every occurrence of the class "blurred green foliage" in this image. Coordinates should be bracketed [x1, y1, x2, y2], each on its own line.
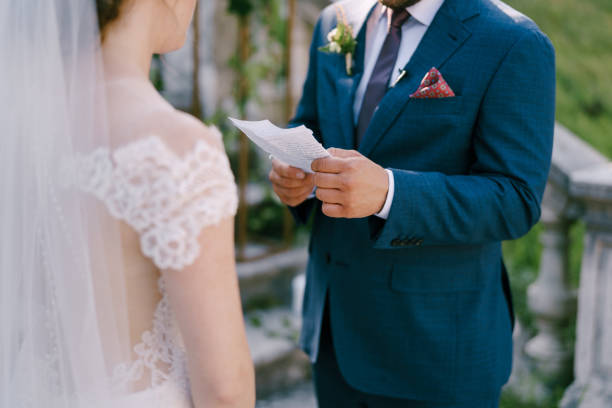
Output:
[505, 0, 612, 159]
[247, 195, 286, 240]
[149, 54, 164, 91]
[227, 0, 254, 17]
[500, 387, 567, 408]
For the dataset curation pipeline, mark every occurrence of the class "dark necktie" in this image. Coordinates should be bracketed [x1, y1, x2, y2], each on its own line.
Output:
[356, 9, 411, 146]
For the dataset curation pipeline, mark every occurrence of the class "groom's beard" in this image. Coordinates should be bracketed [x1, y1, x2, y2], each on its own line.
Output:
[378, 0, 422, 9]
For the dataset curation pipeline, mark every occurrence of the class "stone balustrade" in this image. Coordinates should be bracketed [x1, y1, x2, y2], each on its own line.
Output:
[519, 123, 612, 407]
[561, 163, 612, 407]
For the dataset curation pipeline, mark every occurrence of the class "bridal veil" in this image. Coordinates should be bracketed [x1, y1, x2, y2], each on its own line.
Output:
[0, 1, 132, 405]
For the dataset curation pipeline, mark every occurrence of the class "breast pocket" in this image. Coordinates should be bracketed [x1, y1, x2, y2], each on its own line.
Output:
[405, 95, 464, 116]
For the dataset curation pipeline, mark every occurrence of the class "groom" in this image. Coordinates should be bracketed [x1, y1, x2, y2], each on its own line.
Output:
[269, 0, 555, 406]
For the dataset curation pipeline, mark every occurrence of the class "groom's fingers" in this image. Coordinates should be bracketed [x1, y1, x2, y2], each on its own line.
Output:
[315, 188, 343, 204]
[272, 159, 306, 179]
[321, 203, 344, 218]
[269, 169, 307, 188]
[313, 172, 342, 189]
[328, 148, 361, 159]
[273, 184, 313, 198]
[311, 157, 345, 174]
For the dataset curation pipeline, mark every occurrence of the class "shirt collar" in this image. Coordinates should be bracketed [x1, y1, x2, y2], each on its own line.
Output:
[377, 0, 445, 27]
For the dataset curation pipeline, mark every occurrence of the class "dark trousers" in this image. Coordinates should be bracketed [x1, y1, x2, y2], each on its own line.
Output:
[313, 301, 501, 408]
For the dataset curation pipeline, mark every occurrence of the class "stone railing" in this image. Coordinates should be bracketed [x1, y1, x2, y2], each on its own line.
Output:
[514, 123, 612, 407]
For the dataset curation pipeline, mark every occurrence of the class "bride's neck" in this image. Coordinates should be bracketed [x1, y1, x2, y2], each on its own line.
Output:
[102, 13, 156, 81]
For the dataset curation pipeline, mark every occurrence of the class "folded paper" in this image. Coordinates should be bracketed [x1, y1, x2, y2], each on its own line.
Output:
[229, 118, 330, 173]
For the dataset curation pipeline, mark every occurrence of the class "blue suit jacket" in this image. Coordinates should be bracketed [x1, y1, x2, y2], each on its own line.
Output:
[290, 0, 555, 402]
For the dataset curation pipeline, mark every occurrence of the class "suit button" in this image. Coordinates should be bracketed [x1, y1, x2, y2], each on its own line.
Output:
[402, 239, 412, 246]
[325, 253, 331, 264]
[391, 238, 401, 247]
[416, 239, 424, 246]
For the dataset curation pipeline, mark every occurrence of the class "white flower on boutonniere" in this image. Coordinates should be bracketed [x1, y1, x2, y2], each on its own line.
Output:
[318, 6, 357, 75]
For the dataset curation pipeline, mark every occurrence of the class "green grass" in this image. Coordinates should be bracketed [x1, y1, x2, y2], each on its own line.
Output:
[499, 1, 610, 405]
[500, 387, 568, 408]
[505, 0, 612, 158]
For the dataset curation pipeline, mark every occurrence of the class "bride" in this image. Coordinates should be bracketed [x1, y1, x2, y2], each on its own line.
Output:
[0, 0, 255, 407]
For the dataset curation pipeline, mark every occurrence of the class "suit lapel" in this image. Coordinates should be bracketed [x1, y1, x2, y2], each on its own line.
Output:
[358, 0, 479, 156]
[334, 0, 377, 149]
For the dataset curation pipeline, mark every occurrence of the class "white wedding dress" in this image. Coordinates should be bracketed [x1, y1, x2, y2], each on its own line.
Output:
[64, 128, 238, 407]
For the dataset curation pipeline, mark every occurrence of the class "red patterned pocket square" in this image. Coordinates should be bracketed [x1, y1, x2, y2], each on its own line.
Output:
[409, 67, 455, 99]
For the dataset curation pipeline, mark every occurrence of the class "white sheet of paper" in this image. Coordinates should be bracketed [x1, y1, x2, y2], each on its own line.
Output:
[229, 118, 330, 173]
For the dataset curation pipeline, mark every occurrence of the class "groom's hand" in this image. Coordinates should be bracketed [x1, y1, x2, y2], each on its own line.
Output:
[312, 148, 389, 219]
[269, 159, 315, 207]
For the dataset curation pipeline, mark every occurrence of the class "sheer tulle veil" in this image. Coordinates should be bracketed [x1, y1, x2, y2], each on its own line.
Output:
[0, 1, 132, 406]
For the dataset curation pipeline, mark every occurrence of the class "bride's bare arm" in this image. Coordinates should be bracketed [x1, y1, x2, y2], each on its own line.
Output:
[155, 117, 254, 407]
[163, 217, 254, 408]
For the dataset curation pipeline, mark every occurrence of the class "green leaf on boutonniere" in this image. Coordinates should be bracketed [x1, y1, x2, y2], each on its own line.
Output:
[318, 21, 357, 55]
[318, 6, 357, 75]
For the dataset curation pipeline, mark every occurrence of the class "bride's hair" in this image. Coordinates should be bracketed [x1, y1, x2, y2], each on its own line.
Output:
[96, 0, 124, 32]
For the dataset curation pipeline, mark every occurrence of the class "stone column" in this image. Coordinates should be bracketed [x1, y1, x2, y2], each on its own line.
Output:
[561, 163, 612, 408]
[525, 180, 576, 381]
[514, 124, 607, 400]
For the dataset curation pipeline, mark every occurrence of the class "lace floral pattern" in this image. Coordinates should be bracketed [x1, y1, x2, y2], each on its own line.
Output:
[64, 133, 238, 402]
[68, 134, 238, 270]
[111, 278, 189, 399]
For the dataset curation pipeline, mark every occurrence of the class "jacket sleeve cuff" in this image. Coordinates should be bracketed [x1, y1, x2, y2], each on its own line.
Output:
[369, 169, 423, 250]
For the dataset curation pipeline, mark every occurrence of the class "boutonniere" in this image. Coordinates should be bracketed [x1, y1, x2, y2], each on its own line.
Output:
[318, 6, 357, 75]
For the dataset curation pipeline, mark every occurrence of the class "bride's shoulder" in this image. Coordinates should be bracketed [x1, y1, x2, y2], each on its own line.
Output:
[127, 107, 225, 158]
[106, 79, 224, 155]
[148, 109, 224, 154]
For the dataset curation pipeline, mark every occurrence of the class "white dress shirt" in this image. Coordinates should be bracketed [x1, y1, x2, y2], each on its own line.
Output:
[354, 0, 445, 219]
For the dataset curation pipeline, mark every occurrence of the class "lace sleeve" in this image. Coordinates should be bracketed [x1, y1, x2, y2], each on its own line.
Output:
[69, 133, 238, 270]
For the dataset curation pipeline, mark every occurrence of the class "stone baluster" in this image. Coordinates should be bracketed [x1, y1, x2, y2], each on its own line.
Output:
[561, 163, 612, 408]
[524, 181, 576, 380]
[517, 124, 608, 398]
